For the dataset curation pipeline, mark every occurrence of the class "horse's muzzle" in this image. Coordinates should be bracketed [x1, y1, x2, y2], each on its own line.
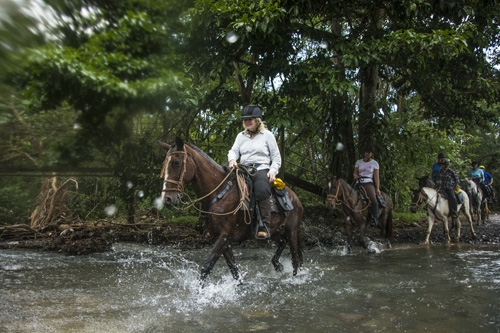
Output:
[163, 192, 180, 207]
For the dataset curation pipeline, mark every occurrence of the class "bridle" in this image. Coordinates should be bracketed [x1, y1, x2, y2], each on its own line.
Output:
[160, 149, 250, 219]
[327, 178, 370, 213]
[327, 180, 341, 204]
[410, 190, 426, 210]
[161, 150, 188, 193]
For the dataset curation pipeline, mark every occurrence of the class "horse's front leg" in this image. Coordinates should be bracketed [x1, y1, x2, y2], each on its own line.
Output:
[358, 217, 368, 248]
[423, 214, 435, 245]
[454, 217, 462, 243]
[464, 208, 477, 239]
[344, 215, 354, 252]
[443, 217, 451, 245]
[222, 245, 242, 283]
[200, 235, 229, 286]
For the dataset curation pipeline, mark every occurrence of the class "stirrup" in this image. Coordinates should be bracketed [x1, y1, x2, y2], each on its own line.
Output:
[257, 230, 269, 239]
[255, 224, 270, 240]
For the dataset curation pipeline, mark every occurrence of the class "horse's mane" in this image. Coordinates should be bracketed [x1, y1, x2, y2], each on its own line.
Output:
[185, 143, 226, 173]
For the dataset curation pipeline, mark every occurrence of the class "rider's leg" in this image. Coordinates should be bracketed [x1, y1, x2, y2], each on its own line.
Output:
[446, 188, 458, 217]
[254, 170, 273, 238]
[362, 183, 379, 226]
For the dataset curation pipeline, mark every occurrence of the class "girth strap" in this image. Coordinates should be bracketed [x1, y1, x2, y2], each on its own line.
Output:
[207, 180, 234, 209]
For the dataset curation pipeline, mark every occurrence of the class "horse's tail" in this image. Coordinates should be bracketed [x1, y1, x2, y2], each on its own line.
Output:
[386, 209, 394, 242]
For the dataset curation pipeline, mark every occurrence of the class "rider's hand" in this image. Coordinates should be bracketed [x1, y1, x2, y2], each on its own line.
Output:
[229, 160, 238, 169]
[268, 171, 276, 183]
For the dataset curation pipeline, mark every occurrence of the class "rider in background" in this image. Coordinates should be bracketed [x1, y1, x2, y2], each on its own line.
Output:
[435, 158, 459, 219]
[228, 104, 281, 239]
[468, 161, 489, 202]
[432, 152, 446, 183]
[479, 165, 494, 203]
[353, 144, 380, 226]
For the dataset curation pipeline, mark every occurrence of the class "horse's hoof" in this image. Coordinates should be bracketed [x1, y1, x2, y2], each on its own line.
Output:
[274, 263, 284, 272]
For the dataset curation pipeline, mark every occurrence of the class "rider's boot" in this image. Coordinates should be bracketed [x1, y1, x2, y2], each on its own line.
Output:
[257, 198, 272, 238]
[370, 204, 379, 227]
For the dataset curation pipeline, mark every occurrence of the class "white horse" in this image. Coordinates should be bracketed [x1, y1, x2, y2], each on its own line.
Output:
[411, 187, 477, 245]
[462, 178, 488, 224]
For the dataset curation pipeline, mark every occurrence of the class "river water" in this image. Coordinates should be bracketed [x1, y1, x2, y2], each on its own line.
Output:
[1, 242, 499, 332]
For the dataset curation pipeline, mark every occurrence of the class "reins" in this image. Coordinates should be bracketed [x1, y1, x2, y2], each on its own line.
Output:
[412, 188, 444, 220]
[161, 151, 252, 222]
[327, 179, 371, 213]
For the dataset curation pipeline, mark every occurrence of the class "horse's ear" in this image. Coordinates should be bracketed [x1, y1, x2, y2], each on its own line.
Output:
[175, 137, 185, 151]
[157, 140, 171, 151]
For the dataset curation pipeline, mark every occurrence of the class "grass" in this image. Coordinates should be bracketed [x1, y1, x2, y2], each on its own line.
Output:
[393, 210, 427, 223]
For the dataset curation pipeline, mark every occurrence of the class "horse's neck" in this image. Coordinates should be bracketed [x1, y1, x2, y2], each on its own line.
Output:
[339, 180, 358, 203]
[424, 188, 440, 206]
[190, 150, 228, 199]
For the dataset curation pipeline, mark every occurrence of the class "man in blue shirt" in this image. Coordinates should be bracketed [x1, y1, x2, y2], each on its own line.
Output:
[431, 152, 445, 183]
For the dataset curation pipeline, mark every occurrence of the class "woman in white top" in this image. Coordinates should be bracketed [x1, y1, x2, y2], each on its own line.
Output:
[228, 105, 281, 238]
[353, 144, 380, 226]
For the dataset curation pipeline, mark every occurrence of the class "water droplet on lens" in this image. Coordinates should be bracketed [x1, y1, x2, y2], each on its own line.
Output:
[226, 31, 238, 43]
[104, 205, 117, 216]
[154, 197, 164, 210]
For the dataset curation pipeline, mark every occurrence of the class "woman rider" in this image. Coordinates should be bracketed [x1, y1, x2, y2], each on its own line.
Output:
[228, 104, 281, 239]
[353, 144, 380, 226]
[468, 161, 489, 201]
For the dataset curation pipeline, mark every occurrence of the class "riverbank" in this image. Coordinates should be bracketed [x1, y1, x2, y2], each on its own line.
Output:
[1, 205, 499, 254]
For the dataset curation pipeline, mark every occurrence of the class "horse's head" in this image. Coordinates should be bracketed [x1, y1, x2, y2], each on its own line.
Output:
[462, 178, 475, 192]
[415, 175, 435, 189]
[158, 137, 195, 207]
[410, 188, 424, 213]
[326, 176, 341, 208]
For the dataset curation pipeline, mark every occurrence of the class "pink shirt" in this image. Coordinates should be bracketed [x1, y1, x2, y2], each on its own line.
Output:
[355, 158, 379, 183]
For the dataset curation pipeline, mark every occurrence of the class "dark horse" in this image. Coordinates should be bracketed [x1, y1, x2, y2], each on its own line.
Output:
[158, 137, 303, 285]
[327, 176, 394, 251]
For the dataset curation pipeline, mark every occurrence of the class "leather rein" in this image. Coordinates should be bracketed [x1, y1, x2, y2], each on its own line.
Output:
[327, 179, 370, 213]
[161, 150, 251, 220]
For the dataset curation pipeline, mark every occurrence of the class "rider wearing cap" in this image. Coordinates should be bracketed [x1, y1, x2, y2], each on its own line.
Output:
[468, 161, 489, 201]
[435, 158, 459, 219]
[479, 165, 494, 203]
[353, 144, 381, 226]
[432, 152, 446, 183]
[228, 104, 281, 239]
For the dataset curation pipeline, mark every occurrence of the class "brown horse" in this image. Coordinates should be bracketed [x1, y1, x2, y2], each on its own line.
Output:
[327, 176, 394, 251]
[158, 137, 303, 285]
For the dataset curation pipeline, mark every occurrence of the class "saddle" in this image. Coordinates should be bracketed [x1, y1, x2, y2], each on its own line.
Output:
[353, 180, 386, 208]
[238, 170, 294, 216]
[436, 187, 464, 204]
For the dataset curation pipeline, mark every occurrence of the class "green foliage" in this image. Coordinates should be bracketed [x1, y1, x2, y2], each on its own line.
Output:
[1, 0, 500, 224]
[393, 211, 427, 224]
[0, 177, 42, 225]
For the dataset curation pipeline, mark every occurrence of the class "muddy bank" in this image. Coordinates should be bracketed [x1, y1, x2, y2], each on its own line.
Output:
[1, 205, 500, 255]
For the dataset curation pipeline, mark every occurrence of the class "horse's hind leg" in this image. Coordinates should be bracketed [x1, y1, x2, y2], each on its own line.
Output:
[287, 229, 303, 276]
[271, 236, 286, 273]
